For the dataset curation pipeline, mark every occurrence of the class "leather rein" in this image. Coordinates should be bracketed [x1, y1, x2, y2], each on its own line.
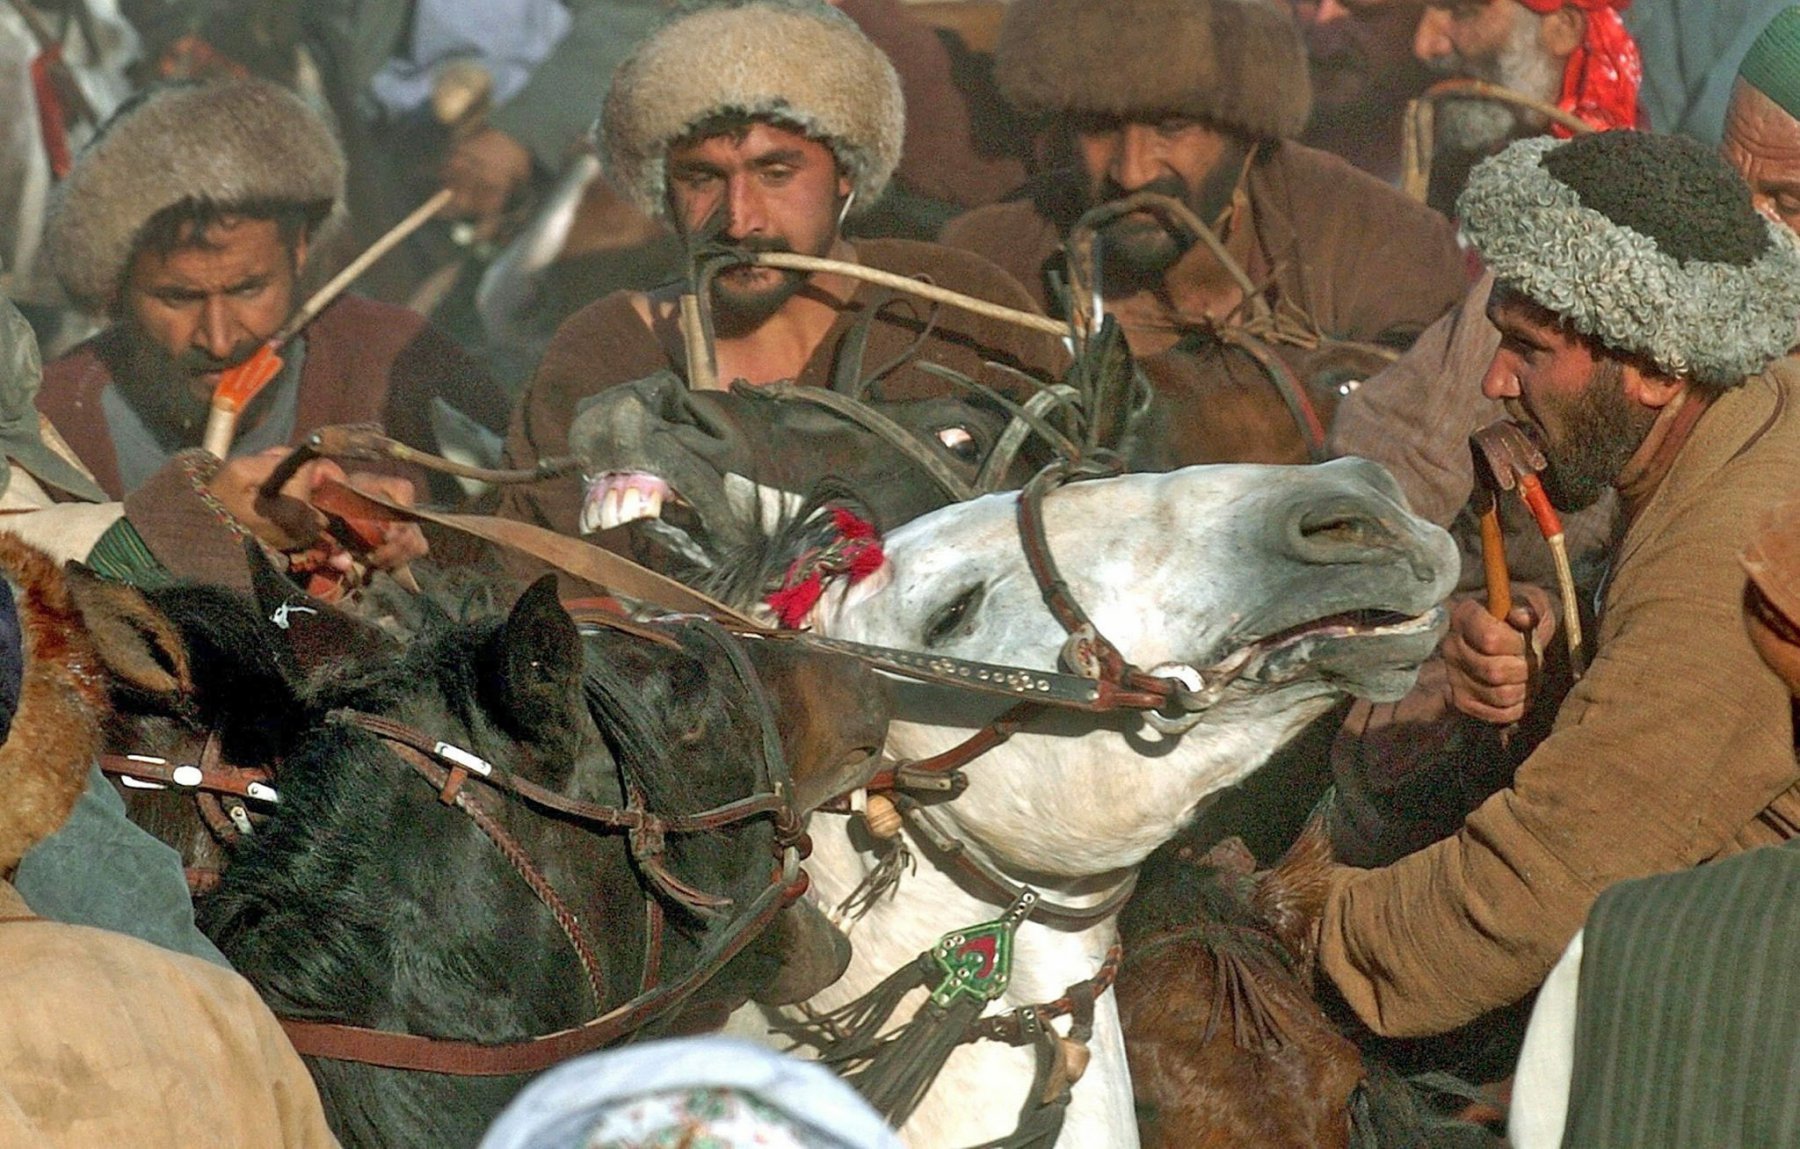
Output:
[811, 455, 1267, 815]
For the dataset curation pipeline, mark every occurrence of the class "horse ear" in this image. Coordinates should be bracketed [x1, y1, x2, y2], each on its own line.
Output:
[244, 541, 398, 672]
[489, 575, 583, 747]
[61, 563, 191, 698]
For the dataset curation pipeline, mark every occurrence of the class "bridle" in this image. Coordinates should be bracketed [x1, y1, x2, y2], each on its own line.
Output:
[253, 613, 811, 1076]
[805, 454, 1277, 805]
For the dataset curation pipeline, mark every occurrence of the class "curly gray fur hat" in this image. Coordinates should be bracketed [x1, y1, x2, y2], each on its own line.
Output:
[995, 0, 1310, 140]
[599, 0, 904, 220]
[44, 78, 345, 312]
[1460, 133, 1800, 389]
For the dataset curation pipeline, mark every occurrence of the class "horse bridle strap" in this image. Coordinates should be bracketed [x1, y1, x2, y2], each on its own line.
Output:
[280, 871, 803, 1075]
[284, 615, 811, 1075]
[380, 736, 614, 1009]
[899, 798, 1138, 932]
[100, 740, 277, 805]
[327, 711, 791, 837]
[1015, 458, 1180, 700]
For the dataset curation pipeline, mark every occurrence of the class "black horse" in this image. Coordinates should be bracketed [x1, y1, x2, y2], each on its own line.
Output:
[101, 574, 883, 1146]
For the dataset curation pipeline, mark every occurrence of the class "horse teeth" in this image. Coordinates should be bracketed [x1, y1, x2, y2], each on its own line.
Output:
[643, 484, 665, 520]
[617, 486, 644, 524]
[578, 486, 605, 535]
[602, 484, 626, 530]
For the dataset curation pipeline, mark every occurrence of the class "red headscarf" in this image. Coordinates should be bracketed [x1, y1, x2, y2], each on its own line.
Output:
[1513, 0, 1644, 136]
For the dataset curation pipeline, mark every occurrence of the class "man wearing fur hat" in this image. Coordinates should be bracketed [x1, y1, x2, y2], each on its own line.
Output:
[937, 0, 1467, 464]
[498, 0, 1066, 545]
[1318, 130, 1800, 1049]
[1410, 0, 1642, 209]
[36, 78, 509, 508]
[1333, 5, 1800, 528]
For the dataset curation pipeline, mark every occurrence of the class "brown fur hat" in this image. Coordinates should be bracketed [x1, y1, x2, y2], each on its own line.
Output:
[995, 0, 1311, 140]
[44, 78, 346, 312]
[600, 0, 905, 219]
[0, 535, 110, 872]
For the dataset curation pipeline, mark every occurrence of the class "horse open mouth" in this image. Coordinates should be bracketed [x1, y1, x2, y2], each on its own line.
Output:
[1253, 607, 1443, 652]
[582, 471, 803, 542]
[1237, 605, 1448, 702]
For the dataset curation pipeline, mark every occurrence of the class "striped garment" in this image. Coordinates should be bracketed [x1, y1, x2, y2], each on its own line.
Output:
[1562, 838, 1800, 1146]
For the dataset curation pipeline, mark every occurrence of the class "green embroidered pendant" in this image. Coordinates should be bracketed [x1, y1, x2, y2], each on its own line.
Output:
[927, 889, 1038, 1008]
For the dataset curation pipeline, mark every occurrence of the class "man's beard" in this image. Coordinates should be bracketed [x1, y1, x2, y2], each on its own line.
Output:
[709, 237, 810, 339]
[109, 323, 262, 451]
[1433, 10, 1564, 152]
[1526, 359, 1656, 512]
[1089, 140, 1249, 290]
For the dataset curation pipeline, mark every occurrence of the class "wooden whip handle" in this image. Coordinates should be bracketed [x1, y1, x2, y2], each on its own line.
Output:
[1478, 506, 1512, 620]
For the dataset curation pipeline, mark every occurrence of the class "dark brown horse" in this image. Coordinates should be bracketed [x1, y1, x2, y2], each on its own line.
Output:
[1118, 827, 1500, 1149]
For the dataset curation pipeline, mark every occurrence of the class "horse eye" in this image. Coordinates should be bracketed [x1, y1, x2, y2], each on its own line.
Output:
[934, 425, 981, 464]
[924, 585, 984, 647]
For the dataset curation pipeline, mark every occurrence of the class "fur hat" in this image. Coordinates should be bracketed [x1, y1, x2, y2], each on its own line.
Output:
[599, 0, 905, 219]
[44, 78, 346, 312]
[1460, 132, 1800, 389]
[994, 0, 1311, 140]
[0, 537, 111, 871]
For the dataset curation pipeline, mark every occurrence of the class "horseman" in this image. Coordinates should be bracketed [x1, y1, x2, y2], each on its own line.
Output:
[497, 0, 1067, 546]
[1505, 495, 1800, 1148]
[938, 0, 1468, 464]
[1335, 4, 1800, 528]
[1318, 130, 1800, 1050]
[36, 77, 508, 502]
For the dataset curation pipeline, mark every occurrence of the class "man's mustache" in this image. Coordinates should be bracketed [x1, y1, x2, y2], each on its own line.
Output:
[1096, 176, 1190, 207]
[174, 342, 261, 374]
[718, 237, 797, 256]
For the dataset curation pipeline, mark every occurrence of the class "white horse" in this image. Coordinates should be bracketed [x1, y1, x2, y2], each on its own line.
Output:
[743, 458, 1459, 1148]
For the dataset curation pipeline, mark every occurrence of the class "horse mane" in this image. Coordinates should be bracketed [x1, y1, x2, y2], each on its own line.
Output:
[693, 481, 884, 614]
[1119, 826, 1500, 1149]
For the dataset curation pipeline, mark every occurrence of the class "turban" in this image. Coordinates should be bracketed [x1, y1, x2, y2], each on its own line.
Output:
[1738, 6, 1800, 121]
[479, 1037, 902, 1149]
[1513, 0, 1643, 136]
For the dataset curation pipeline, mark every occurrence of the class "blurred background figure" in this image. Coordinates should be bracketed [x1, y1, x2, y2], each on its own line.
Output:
[1408, 0, 1640, 209]
[1291, 0, 1436, 183]
[1625, 0, 1799, 145]
[2, 0, 139, 354]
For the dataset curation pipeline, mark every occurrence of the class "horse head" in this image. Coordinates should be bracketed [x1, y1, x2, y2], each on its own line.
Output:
[818, 457, 1456, 879]
[565, 369, 1046, 575]
[192, 575, 884, 1145]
